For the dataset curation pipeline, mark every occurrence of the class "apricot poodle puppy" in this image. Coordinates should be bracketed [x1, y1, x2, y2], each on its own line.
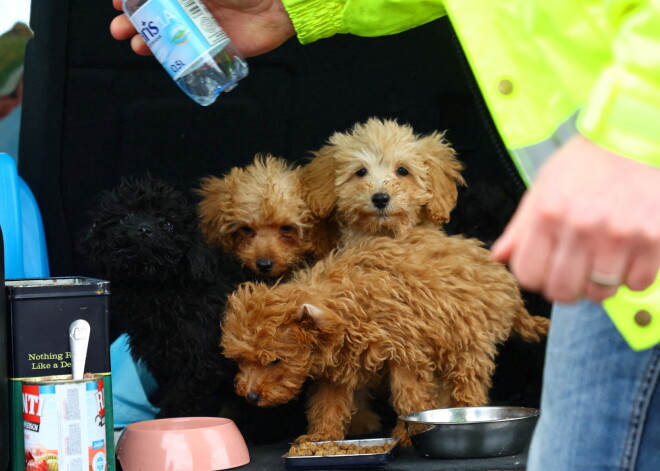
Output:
[221, 227, 549, 445]
[197, 154, 338, 278]
[301, 118, 465, 245]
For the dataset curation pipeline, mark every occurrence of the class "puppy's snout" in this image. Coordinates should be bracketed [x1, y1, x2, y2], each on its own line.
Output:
[256, 259, 274, 274]
[137, 225, 153, 237]
[246, 392, 260, 405]
[371, 192, 391, 209]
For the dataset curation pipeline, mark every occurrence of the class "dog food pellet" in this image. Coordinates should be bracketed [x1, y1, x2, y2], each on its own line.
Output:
[288, 441, 394, 456]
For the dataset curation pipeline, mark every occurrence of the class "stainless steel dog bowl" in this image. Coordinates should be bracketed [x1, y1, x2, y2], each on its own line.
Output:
[400, 406, 539, 459]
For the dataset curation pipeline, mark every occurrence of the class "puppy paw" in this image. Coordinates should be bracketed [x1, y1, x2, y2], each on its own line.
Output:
[390, 423, 411, 447]
[346, 409, 381, 436]
[397, 436, 412, 447]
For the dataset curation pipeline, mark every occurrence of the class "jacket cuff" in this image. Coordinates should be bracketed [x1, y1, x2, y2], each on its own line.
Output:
[282, 0, 347, 45]
[578, 65, 660, 168]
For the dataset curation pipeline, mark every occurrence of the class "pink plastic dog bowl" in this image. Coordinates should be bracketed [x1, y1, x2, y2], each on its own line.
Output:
[116, 417, 250, 471]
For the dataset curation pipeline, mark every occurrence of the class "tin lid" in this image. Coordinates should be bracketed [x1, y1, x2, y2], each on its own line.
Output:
[22, 373, 104, 385]
[5, 277, 110, 299]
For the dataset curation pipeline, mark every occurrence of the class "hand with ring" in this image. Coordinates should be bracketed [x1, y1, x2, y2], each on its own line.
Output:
[492, 135, 660, 304]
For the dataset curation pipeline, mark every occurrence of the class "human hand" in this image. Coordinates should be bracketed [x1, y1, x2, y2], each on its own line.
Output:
[491, 134, 660, 304]
[110, 0, 295, 58]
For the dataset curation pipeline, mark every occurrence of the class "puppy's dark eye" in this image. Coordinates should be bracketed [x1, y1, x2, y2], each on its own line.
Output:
[269, 358, 281, 366]
[240, 226, 255, 234]
[355, 168, 367, 177]
[396, 167, 409, 176]
[160, 221, 173, 232]
[280, 225, 294, 233]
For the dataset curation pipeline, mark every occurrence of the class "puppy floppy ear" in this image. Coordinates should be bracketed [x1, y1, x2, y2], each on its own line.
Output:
[421, 133, 466, 225]
[295, 303, 347, 364]
[296, 303, 342, 332]
[297, 303, 324, 320]
[306, 216, 341, 261]
[195, 176, 234, 251]
[300, 147, 337, 218]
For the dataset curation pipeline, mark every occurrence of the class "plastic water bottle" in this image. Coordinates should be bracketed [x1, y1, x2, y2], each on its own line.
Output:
[123, 0, 249, 106]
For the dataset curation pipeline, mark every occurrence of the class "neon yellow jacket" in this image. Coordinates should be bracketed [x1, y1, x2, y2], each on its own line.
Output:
[281, 0, 660, 350]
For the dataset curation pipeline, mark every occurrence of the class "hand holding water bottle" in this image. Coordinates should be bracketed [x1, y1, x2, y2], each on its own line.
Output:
[110, 0, 295, 59]
[115, 0, 292, 105]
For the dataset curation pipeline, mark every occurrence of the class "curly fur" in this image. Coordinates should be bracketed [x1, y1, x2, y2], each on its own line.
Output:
[77, 174, 246, 419]
[301, 118, 465, 245]
[78, 174, 312, 444]
[196, 154, 339, 278]
[221, 227, 549, 445]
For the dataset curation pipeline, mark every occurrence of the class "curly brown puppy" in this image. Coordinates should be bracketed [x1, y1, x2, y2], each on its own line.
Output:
[220, 227, 549, 446]
[300, 118, 465, 246]
[197, 154, 339, 278]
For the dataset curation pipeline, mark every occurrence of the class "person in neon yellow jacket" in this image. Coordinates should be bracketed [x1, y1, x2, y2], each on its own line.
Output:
[112, 1, 660, 468]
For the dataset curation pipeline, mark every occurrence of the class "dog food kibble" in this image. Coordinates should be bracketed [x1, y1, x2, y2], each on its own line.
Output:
[288, 441, 394, 456]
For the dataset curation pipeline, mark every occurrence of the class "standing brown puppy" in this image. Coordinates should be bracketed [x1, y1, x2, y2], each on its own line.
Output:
[221, 227, 549, 445]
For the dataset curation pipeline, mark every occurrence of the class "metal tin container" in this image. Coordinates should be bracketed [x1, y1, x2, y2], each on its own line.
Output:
[4, 277, 115, 471]
[23, 375, 107, 471]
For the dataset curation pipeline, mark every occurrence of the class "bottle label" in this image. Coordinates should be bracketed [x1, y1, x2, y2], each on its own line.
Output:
[130, 0, 229, 79]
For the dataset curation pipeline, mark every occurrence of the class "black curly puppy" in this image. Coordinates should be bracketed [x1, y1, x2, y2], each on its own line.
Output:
[78, 174, 309, 443]
[78, 174, 247, 419]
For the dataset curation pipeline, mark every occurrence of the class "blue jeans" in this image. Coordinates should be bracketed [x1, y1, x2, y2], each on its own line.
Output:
[528, 301, 660, 470]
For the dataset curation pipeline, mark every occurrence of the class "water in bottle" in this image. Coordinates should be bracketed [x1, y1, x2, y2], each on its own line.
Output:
[123, 0, 249, 106]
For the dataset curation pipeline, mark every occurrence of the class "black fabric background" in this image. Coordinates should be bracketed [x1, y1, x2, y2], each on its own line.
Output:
[17, 0, 549, 409]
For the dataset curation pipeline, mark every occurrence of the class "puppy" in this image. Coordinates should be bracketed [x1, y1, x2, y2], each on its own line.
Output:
[198, 154, 381, 436]
[197, 154, 339, 278]
[300, 118, 465, 245]
[79, 174, 312, 444]
[78, 174, 245, 419]
[221, 227, 549, 445]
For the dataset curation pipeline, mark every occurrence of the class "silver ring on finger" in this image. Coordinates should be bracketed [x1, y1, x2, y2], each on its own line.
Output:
[589, 271, 622, 287]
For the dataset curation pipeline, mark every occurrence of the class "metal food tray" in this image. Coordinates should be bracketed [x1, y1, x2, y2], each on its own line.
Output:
[282, 438, 399, 469]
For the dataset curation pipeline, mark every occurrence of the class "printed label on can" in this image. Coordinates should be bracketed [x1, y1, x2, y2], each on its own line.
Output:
[130, 0, 230, 79]
[23, 376, 107, 471]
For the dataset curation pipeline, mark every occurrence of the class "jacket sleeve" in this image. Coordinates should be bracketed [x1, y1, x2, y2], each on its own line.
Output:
[281, 0, 447, 44]
[577, 0, 660, 168]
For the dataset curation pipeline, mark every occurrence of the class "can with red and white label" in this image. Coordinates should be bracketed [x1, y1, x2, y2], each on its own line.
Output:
[22, 375, 107, 471]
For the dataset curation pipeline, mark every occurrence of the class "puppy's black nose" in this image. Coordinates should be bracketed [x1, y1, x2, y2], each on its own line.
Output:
[256, 259, 274, 273]
[137, 225, 153, 237]
[371, 193, 390, 209]
[246, 392, 260, 405]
